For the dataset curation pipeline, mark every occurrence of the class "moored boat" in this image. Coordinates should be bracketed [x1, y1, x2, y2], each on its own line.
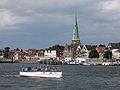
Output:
[102, 62, 111, 65]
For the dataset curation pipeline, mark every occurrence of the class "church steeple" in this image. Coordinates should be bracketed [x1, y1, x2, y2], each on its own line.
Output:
[72, 16, 80, 44]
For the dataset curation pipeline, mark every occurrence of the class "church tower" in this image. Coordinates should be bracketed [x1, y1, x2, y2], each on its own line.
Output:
[72, 16, 80, 45]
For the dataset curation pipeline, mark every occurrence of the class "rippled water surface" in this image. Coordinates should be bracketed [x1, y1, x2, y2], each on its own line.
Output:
[0, 63, 120, 90]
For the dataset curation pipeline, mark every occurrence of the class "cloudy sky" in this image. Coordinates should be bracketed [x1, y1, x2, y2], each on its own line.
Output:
[0, 0, 120, 50]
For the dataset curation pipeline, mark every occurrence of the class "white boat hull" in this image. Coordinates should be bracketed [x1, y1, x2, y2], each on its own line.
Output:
[19, 71, 62, 78]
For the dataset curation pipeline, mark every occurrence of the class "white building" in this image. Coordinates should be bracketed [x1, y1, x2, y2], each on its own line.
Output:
[44, 50, 57, 59]
[108, 43, 120, 59]
[112, 49, 120, 59]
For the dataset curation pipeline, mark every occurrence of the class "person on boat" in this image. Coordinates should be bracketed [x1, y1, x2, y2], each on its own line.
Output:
[44, 67, 48, 71]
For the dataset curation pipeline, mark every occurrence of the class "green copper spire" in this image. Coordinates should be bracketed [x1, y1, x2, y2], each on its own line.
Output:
[72, 16, 80, 44]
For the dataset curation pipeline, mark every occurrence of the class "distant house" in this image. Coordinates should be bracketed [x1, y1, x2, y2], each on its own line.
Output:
[12, 49, 25, 61]
[112, 49, 120, 59]
[83, 45, 96, 58]
[25, 48, 37, 57]
[76, 45, 96, 58]
[107, 43, 120, 59]
[25, 48, 37, 62]
[63, 43, 97, 63]
[36, 50, 44, 59]
[35, 50, 44, 60]
[63, 43, 79, 62]
[44, 50, 57, 59]
[0, 49, 4, 59]
[108, 43, 120, 49]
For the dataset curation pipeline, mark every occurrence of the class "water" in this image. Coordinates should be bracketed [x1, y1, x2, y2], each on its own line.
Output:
[0, 63, 120, 90]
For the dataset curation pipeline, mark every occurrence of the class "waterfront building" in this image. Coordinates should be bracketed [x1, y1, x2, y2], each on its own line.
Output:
[0, 49, 4, 59]
[62, 16, 108, 64]
[44, 50, 57, 59]
[43, 50, 60, 64]
[12, 48, 25, 61]
[79, 45, 96, 58]
[25, 48, 38, 62]
[14, 50, 24, 60]
[63, 16, 81, 63]
[108, 42, 120, 50]
[107, 43, 120, 60]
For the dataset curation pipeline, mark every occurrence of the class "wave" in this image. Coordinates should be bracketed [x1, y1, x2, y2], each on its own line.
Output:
[1, 75, 20, 77]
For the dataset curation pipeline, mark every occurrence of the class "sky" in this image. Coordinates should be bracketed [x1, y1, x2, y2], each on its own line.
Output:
[0, 0, 120, 50]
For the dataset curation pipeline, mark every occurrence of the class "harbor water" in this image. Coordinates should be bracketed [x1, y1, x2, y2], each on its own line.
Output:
[0, 63, 120, 90]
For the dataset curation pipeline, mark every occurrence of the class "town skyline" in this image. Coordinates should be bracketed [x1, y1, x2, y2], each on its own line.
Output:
[0, 0, 120, 49]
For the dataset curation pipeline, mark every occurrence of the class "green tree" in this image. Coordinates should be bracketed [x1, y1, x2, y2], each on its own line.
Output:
[4, 47, 10, 59]
[48, 44, 64, 52]
[21, 49, 23, 52]
[16, 48, 20, 51]
[4, 47, 10, 52]
[104, 50, 112, 59]
[89, 49, 99, 59]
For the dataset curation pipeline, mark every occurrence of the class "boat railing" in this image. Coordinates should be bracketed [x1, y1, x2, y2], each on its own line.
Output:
[22, 66, 61, 72]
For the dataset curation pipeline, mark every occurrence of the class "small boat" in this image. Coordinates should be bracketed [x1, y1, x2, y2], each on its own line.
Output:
[19, 65, 62, 78]
[69, 60, 76, 65]
[102, 62, 111, 65]
[82, 62, 91, 65]
[82, 61, 91, 65]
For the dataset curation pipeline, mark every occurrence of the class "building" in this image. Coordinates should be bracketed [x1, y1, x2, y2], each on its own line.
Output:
[108, 43, 120, 50]
[108, 43, 120, 59]
[72, 16, 81, 45]
[25, 48, 38, 62]
[44, 50, 57, 59]
[80, 45, 96, 58]
[63, 16, 81, 63]
[12, 48, 25, 61]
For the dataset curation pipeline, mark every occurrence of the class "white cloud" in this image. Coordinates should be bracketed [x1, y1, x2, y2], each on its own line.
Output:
[0, 9, 31, 29]
[0, 0, 9, 5]
[100, 0, 120, 12]
[22, 0, 82, 7]
[0, 0, 83, 8]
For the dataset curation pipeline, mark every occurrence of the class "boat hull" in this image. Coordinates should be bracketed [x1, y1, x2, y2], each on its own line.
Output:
[19, 71, 62, 78]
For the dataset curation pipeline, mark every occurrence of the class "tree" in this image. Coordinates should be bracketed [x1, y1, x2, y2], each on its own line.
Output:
[16, 48, 20, 51]
[104, 50, 112, 59]
[21, 49, 23, 52]
[4, 47, 10, 59]
[4, 47, 10, 52]
[89, 49, 99, 59]
[47, 44, 64, 52]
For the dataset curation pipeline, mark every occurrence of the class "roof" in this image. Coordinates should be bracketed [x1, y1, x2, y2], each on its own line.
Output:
[26, 48, 37, 53]
[85, 45, 97, 50]
[108, 43, 120, 49]
[72, 16, 80, 41]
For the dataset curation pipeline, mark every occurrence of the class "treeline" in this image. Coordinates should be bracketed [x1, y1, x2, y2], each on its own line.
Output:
[45, 44, 64, 52]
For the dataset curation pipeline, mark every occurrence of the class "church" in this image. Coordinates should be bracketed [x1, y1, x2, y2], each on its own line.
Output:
[62, 16, 98, 64]
[63, 16, 82, 63]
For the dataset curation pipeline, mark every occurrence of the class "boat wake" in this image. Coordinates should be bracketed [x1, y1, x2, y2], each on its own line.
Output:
[1, 75, 20, 77]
